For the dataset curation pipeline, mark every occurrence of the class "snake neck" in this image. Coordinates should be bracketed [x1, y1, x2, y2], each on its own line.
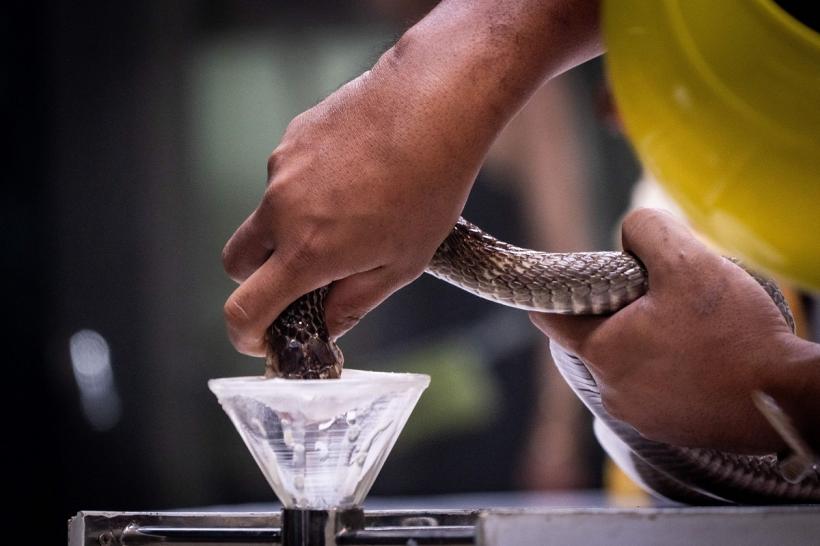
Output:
[428, 217, 648, 314]
[265, 286, 344, 379]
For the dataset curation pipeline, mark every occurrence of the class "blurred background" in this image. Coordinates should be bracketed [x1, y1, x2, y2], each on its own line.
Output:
[8, 1, 651, 542]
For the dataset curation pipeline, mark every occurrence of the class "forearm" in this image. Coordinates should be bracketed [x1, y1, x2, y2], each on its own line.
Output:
[362, 0, 601, 198]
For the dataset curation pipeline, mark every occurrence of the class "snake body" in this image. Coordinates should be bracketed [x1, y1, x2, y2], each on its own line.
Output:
[266, 217, 820, 504]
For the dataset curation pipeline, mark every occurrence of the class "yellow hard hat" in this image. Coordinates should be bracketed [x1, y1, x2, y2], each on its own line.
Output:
[605, 0, 820, 291]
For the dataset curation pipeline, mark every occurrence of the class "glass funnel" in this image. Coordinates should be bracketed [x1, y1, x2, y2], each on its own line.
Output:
[209, 369, 429, 509]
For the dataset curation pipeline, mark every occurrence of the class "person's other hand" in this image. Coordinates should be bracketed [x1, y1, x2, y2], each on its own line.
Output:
[530, 208, 801, 454]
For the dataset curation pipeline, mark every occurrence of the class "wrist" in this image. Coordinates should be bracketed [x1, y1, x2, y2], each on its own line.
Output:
[370, 0, 603, 152]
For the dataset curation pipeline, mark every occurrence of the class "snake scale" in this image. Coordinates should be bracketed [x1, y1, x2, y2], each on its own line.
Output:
[265, 217, 820, 504]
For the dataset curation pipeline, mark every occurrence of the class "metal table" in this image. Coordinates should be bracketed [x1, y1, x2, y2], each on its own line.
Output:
[69, 492, 820, 545]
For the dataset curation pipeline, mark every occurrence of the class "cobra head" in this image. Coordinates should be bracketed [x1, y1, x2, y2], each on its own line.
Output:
[265, 286, 344, 379]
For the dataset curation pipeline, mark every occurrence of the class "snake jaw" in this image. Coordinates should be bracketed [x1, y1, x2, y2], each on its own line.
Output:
[264, 286, 344, 379]
[265, 333, 343, 379]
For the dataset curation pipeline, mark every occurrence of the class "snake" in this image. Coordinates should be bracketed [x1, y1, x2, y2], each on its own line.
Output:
[264, 217, 820, 505]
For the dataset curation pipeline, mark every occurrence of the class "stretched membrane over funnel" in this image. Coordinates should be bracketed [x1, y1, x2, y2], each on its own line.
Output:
[210, 370, 429, 509]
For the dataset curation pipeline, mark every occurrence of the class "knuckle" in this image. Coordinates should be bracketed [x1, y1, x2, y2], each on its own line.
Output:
[262, 177, 282, 203]
[266, 149, 281, 178]
[221, 241, 242, 280]
[262, 175, 304, 219]
[284, 112, 308, 137]
[284, 238, 321, 272]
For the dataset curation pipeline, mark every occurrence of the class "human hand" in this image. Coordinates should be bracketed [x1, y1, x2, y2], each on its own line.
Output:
[221, 66, 484, 356]
[221, 0, 604, 357]
[530, 208, 805, 454]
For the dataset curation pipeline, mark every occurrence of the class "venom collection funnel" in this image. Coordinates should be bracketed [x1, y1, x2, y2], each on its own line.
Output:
[209, 369, 429, 509]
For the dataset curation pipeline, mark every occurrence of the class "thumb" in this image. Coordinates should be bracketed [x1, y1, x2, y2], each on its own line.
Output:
[324, 268, 409, 339]
[620, 208, 708, 288]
